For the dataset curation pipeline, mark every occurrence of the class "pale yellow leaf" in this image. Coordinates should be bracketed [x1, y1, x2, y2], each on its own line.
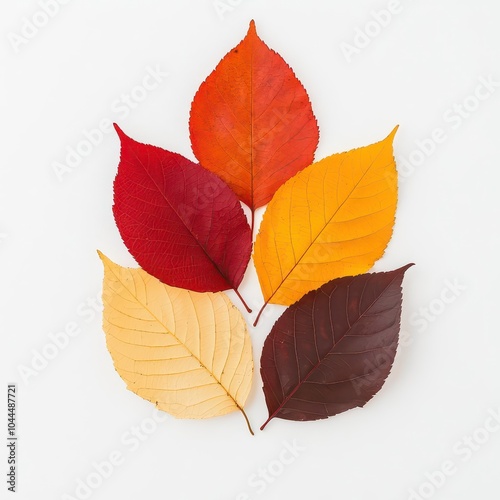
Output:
[98, 252, 254, 433]
[253, 128, 398, 321]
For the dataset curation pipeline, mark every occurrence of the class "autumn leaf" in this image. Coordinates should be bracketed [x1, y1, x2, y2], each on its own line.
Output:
[253, 128, 398, 324]
[98, 252, 254, 434]
[260, 265, 413, 430]
[113, 125, 252, 312]
[189, 20, 319, 229]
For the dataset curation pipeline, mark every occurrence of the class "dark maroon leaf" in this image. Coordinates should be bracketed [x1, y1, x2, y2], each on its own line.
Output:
[260, 264, 413, 430]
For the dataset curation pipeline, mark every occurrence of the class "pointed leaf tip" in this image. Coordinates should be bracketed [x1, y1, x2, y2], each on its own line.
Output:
[248, 20, 257, 35]
[397, 263, 415, 276]
[113, 123, 126, 141]
[388, 125, 399, 141]
[97, 250, 111, 268]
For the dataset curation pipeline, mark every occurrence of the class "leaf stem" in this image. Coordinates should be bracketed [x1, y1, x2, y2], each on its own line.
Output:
[240, 407, 254, 435]
[260, 415, 272, 431]
[253, 302, 268, 327]
[234, 288, 252, 313]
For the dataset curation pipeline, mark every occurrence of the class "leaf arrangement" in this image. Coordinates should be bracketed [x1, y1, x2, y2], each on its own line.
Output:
[99, 21, 413, 434]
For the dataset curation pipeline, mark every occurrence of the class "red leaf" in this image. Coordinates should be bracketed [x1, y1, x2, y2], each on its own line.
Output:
[189, 20, 319, 222]
[260, 265, 413, 429]
[112, 125, 252, 310]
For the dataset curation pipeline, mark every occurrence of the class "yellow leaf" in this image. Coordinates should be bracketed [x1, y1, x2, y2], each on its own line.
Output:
[98, 252, 254, 434]
[253, 128, 398, 323]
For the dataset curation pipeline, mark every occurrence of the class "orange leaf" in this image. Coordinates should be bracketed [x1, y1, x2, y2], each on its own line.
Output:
[253, 128, 399, 324]
[189, 20, 319, 224]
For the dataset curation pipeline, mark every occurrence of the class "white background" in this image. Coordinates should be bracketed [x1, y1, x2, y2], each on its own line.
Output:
[1, 0, 500, 499]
